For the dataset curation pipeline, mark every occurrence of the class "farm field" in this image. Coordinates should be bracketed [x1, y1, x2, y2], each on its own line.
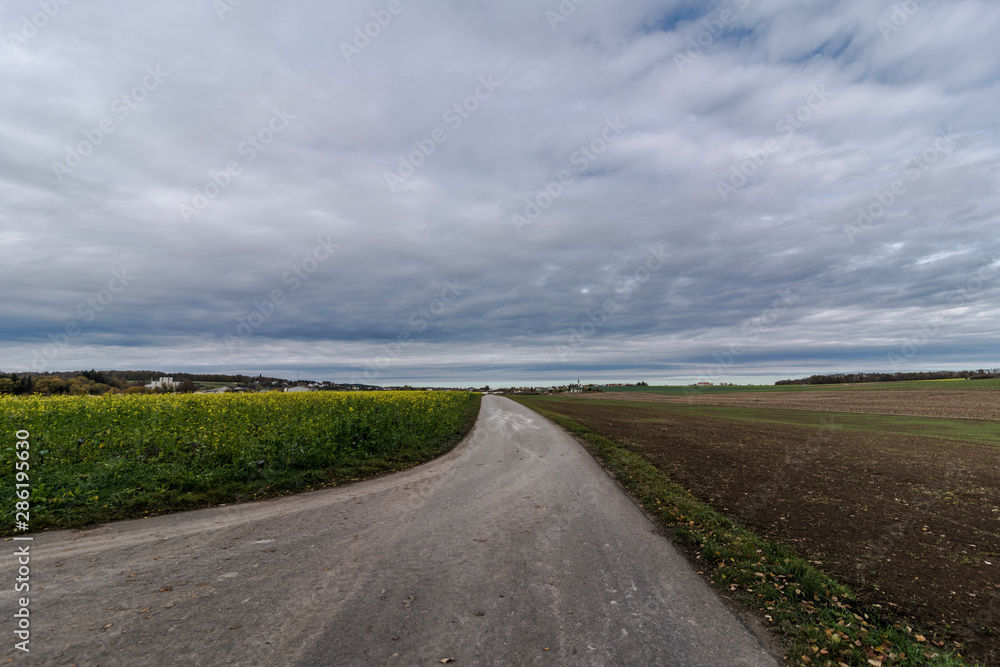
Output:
[517, 392, 1000, 665]
[1, 391, 480, 533]
[595, 382, 1000, 421]
[604, 378, 1000, 396]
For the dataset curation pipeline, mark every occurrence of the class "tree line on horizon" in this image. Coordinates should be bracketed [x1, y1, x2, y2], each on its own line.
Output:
[776, 369, 1000, 385]
[0, 370, 292, 396]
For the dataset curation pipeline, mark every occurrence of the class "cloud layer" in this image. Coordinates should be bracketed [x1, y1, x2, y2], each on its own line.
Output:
[3, 0, 999, 385]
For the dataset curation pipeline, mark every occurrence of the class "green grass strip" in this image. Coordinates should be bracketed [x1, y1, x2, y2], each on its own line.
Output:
[513, 398, 973, 667]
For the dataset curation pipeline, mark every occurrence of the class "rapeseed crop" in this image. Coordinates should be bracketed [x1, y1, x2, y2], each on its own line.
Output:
[1, 391, 480, 532]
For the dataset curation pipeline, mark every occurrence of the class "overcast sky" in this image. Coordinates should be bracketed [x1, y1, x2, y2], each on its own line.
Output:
[2, 0, 998, 386]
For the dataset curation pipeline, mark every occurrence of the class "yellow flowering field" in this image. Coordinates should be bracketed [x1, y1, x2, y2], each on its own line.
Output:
[1, 391, 480, 533]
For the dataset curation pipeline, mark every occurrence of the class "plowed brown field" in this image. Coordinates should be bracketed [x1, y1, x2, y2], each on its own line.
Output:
[519, 393, 1000, 664]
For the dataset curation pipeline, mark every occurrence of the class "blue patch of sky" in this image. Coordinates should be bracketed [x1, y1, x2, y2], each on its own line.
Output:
[718, 25, 758, 47]
[642, 3, 712, 34]
[787, 34, 857, 65]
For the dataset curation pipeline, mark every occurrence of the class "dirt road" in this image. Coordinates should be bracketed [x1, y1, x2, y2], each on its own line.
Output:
[2, 396, 778, 666]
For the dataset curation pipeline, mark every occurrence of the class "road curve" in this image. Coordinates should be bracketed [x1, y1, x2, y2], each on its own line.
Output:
[3, 396, 779, 666]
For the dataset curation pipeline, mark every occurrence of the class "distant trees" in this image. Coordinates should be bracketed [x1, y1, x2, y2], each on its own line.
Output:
[177, 379, 198, 393]
[173, 372, 283, 385]
[80, 369, 113, 385]
[776, 369, 1000, 385]
[0, 370, 335, 396]
[32, 375, 114, 396]
[0, 373, 34, 395]
[33, 377, 69, 395]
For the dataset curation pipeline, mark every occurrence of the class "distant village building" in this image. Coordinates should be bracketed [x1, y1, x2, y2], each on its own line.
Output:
[284, 386, 314, 393]
[146, 376, 180, 390]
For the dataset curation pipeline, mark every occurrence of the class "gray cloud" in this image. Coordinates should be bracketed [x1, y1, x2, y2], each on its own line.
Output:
[2, 0, 999, 385]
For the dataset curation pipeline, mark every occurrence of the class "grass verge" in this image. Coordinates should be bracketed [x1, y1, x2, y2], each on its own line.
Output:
[513, 398, 972, 667]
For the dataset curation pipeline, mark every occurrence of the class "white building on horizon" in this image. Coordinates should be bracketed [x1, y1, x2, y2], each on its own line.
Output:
[146, 376, 180, 390]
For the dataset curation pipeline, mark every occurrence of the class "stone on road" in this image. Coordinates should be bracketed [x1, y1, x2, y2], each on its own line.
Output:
[2, 396, 779, 666]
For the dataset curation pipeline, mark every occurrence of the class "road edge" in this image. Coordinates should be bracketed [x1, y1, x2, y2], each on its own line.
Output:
[511, 397, 970, 667]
